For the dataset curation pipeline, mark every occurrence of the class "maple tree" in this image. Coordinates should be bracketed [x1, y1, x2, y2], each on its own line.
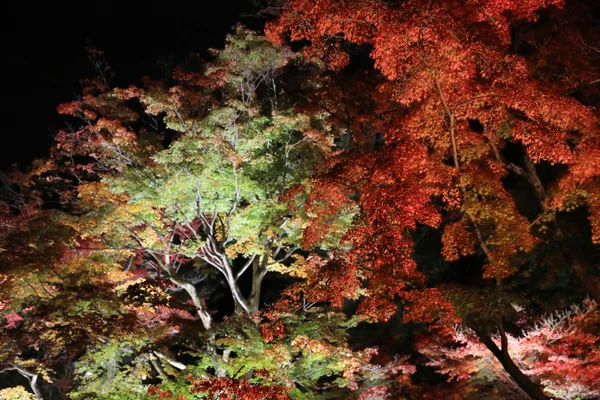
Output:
[267, 0, 600, 398]
[41, 27, 357, 332]
[417, 299, 600, 399]
[1, 27, 375, 399]
[0, 169, 203, 398]
[1, 0, 600, 398]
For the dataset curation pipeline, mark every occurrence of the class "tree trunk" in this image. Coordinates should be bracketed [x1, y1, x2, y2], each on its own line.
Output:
[153, 352, 187, 370]
[175, 280, 212, 330]
[149, 354, 170, 382]
[12, 366, 43, 400]
[225, 271, 251, 315]
[248, 256, 268, 314]
[29, 373, 43, 400]
[523, 154, 546, 202]
[161, 254, 212, 329]
[472, 325, 550, 400]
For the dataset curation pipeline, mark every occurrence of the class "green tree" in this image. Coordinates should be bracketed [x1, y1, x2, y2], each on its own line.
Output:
[47, 26, 355, 330]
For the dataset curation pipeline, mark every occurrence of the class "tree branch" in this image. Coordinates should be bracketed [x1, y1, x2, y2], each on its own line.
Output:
[434, 72, 495, 265]
[153, 351, 187, 370]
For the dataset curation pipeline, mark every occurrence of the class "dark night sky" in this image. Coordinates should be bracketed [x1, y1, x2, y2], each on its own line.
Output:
[1, 0, 261, 170]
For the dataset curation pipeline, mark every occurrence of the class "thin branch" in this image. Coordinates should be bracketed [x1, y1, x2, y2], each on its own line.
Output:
[223, 166, 242, 246]
[434, 72, 495, 265]
[270, 245, 300, 265]
[153, 351, 187, 370]
[236, 254, 258, 281]
[452, 93, 500, 114]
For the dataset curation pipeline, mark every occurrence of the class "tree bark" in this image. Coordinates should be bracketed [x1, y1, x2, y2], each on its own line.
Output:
[5, 366, 44, 400]
[149, 354, 171, 382]
[28, 372, 43, 400]
[248, 254, 268, 314]
[153, 351, 187, 370]
[523, 154, 546, 202]
[172, 278, 212, 329]
[152, 253, 212, 329]
[223, 267, 252, 315]
[472, 325, 551, 400]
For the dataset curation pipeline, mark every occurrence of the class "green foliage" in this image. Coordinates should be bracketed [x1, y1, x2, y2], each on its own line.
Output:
[1, 25, 378, 400]
[70, 341, 151, 400]
[153, 313, 382, 400]
[72, 25, 346, 270]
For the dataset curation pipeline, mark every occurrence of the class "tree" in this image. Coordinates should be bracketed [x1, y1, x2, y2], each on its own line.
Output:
[0, 181, 141, 398]
[42, 26, 355, 331]
[268, 0, 599, 398]
[145, 311, 399, 399]
[417, 299, 600, 399]
[2, 1, 599, 397]
[1, 26, 378, 399]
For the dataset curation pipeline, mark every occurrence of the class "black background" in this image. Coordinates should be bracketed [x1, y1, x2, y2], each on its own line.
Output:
[1, 0, 261, 169]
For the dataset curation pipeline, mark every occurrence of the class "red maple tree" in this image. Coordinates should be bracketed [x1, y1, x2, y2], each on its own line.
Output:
[268, 0, 599, 398]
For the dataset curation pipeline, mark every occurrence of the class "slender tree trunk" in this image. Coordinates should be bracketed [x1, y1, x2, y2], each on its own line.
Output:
[153, 351, 187, 370]
[157, 254, 212, 329]
[174, 279, 212, 329]
[11, 366, 43, 400]
[206, 333, 227, 378]
[232, 299, 244, 314]
[224, 270, 251, 315]
[28, 373, 43, 400]
[472, 325, 550, 400]
[227, 279, 246, 314]
[223, 250, 268, 317]
[149, 354, 170, 382]
[248, 256, 268, 314]
[523, 155, 546, 202]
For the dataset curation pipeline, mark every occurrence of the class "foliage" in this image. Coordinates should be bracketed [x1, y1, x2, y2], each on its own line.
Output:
[1, 1, 600, 398]
[150, 313, 395, 399]
[0, 26, 368, 399]
[268, 0, 600, 398]
[417, 299, 600, 399]
[40, 26, 356, 330]
[0, 386, 36, 400]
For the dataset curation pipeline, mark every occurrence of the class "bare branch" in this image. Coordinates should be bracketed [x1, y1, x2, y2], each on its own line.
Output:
[153, 351, 187, 370]
[236, 254, 258, 281]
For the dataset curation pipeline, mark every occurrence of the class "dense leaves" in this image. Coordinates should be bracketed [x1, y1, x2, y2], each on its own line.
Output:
[1, 1, 600, 398]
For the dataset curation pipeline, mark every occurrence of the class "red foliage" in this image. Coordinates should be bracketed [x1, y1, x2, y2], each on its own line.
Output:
[270, 0, 599, 333]
[173, 68, 228, 89]
[417, 300, 600, 398]
[3, 312, 23, 329]
[147, 386, 185, 400]
[187, 375, 291, 400]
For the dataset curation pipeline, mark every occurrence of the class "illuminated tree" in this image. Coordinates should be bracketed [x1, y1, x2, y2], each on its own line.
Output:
[42, 27, 355, 331]
[1, 0, 599, 397]
[269, 0, 599, 398]
[2, 26, 370, 399]
[417, 299, 600, 399]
